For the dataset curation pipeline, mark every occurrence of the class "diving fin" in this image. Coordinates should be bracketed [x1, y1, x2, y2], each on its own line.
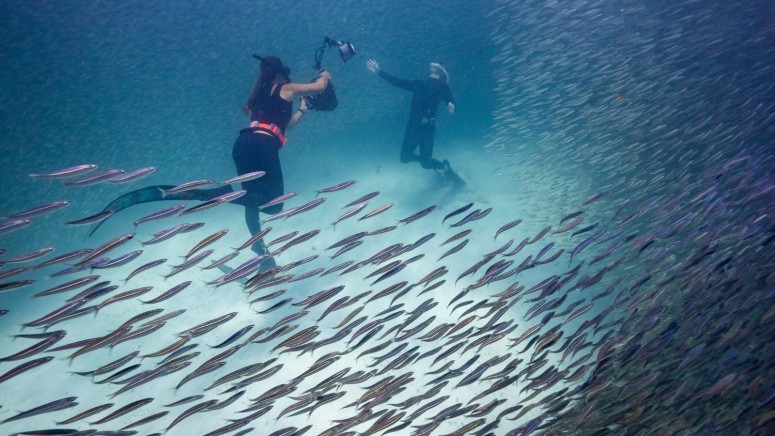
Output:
[443, 160, 466, 186]
[86, 185, 175, 237]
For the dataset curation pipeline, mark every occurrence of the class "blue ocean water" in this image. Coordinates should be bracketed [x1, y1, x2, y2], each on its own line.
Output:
[1, 0, 774, 434]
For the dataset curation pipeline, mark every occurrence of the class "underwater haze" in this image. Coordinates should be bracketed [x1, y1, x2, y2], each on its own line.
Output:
[1, 0, 774, 435]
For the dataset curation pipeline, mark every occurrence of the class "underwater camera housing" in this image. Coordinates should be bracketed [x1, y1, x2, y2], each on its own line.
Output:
[328, 37, 356, 63]
[304, 36, 356, 112]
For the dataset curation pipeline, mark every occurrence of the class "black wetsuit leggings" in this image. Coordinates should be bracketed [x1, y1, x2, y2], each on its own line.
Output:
[171, 131, 283, 249]
[400, 121, 444, 170]
[231, 130, 284, 236]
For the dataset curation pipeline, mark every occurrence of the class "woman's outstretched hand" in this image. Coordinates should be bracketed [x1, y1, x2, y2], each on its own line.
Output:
[367, 59, 380, 74]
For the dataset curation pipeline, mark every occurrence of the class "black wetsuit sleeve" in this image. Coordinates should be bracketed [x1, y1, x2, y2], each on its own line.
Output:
[444, 86, 456, 106]
[378, 71, 420, 92]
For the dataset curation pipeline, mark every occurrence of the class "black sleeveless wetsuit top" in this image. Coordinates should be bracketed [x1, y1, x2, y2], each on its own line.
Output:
[249, 83, 293, 133]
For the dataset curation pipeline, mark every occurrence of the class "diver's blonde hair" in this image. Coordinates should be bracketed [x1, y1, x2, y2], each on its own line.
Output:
[430, 62, 449, 84]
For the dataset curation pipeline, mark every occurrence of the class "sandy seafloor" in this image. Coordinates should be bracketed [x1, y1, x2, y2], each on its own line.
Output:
[0, 141, 603, 434]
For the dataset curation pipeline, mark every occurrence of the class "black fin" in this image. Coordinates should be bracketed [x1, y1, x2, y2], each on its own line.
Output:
[87, 185, 175, 237]
[444, 164, 466, 186]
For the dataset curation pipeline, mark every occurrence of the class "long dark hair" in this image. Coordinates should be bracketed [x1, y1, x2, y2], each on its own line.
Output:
[245, 56, 291, 112]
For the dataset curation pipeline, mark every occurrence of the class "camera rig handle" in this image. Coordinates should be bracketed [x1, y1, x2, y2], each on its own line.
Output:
[313, 37, 335, 71]
[314, 36, 355, 71]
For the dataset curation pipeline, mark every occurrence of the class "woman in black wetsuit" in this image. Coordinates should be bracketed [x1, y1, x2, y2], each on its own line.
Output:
[367, 59, 463, 184]
[90, 56, 331, 267]
[233, 56, 331, 258]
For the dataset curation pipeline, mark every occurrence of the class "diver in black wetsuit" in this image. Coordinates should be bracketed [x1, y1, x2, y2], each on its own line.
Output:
[367, 59, 463, 185]
[89, 56, 331, 268]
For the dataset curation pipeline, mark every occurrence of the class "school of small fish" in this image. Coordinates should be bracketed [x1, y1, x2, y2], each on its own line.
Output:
[2, 136, 773, 436]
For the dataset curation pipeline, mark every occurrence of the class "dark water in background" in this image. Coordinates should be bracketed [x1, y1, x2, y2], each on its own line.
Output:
[1, 0, 775, 434]
[0, 0, 493, 177]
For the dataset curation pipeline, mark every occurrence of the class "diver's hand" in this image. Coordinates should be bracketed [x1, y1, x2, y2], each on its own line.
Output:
[367, 59, 380, 74]
[318, 69, 331, 80]
[448, 102, 456, 113]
